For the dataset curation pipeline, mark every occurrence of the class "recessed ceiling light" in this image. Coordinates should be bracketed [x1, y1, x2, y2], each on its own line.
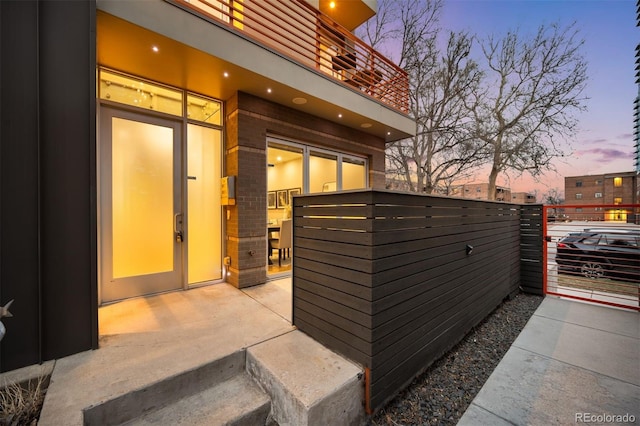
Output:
[387, 131, 391, 135]
[277, 156, 282, 162]
[338, 113, 343, 118]
[292, 97, 307, 104]
[152, 46, 159, 53]
[223, 72, 229, 78]
[361, 123, 372, 128]
[330, 1, 336, 8]
[267, 88, 272, 94]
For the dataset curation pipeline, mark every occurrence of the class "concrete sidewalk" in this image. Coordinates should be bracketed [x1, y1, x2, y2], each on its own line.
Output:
[458, 297, 639, 425]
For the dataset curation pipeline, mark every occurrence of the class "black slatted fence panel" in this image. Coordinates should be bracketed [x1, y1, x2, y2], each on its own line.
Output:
[520, 204, 544, 295]
[292, 190, 525, 413]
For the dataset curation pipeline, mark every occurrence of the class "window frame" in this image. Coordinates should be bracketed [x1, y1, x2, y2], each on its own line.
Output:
[267, 137, 369, 194]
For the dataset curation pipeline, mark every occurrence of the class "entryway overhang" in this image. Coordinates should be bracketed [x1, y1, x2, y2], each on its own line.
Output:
[96, 0, 414, 143]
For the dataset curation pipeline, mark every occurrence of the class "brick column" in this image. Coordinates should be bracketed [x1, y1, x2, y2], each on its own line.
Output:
[224, 93, 268, 288]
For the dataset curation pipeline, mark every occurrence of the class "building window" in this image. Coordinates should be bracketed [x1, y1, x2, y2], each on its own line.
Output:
[267, 139, 368, 196]
[614, 177, 622, 187]
[614, 197, 622, 205]
[99, 69, 184, 117]
[576, 208, 582, 212]
[595, 179, 602, 185]
[595, 192, 602, 198]
[476, 188, 481, 193]
[575, 193, 582, 199]
[575, 181, 582, 187]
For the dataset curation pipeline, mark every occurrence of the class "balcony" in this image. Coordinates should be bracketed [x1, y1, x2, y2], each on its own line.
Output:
[97, 0, 414, 141]
[170, 0, 408, 113]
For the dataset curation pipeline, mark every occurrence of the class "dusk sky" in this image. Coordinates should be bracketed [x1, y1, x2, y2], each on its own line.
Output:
[440, 0, 636, 197]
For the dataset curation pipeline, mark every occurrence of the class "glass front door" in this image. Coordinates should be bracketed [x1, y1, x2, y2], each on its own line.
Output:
[100, 107, 183, 302]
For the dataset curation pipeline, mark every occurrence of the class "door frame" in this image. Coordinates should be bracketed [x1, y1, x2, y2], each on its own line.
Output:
[98, 105, 185, 303]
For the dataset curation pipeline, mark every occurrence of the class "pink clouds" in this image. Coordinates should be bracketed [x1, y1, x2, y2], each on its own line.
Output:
[574, 147, 634, 163]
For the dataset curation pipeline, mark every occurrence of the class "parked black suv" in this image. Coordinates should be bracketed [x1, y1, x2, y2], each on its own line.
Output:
[556, 229, 640, 282]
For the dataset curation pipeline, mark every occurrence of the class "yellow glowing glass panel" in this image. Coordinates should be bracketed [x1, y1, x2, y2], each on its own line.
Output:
[614, 177, 622, 187]
[267, 145, 303, 193]
[187, 94, 222, 125]
[614, 197, 622, 205]
[99, 69, 182, 117]
[112, 118, 174, 278]
[342, 157, 366, 190]
[188, 124, 222, 284]
[310, 151, 337, 193]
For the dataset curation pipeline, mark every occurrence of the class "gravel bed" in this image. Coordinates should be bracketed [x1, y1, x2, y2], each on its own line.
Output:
[367, 291, 544, 426]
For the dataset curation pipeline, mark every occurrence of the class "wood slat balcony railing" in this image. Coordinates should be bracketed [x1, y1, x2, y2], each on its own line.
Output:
[169, 0, 409, 113]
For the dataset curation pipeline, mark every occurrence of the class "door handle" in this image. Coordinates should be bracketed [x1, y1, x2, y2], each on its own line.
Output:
[174, 213, 183, 242]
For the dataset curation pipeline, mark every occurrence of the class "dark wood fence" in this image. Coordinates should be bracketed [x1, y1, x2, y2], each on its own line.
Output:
[292, 190, 527, 413]
[520, 204, 544, 295]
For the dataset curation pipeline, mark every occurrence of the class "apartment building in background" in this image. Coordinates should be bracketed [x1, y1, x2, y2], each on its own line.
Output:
[564, 172, 638, 221]
[0, 0, 413, 371]
[450, 183, 512, 201]
[511, 192, 538, 204]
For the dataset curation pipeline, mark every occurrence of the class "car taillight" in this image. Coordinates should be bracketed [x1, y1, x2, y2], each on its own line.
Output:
[557, 243, 568, 248]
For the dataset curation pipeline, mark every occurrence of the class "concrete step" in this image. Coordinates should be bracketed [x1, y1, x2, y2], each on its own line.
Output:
[246, 330, 365, 426]
[83, 350, 266, 425]
[81, 331, 366, 425]
[126, 373, 271, 425]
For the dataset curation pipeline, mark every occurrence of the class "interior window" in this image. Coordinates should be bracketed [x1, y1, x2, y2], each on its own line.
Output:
[310, 151, 338, 193]
[342, 157, 367, 190]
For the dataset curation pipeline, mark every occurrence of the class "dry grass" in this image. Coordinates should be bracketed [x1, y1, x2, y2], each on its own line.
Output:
[0, 374, 48, 426]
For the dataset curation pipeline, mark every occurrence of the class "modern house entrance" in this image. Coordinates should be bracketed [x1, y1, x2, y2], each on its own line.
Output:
[0, 0, 415, 372]
[98, 70, 224, 304]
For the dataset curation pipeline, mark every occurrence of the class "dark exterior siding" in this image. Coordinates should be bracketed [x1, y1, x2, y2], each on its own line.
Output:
[0, 0, 97, 371]
[39, 0, 97, 362]
[0, 0, 42, 370]
[292, 190, 523, 412]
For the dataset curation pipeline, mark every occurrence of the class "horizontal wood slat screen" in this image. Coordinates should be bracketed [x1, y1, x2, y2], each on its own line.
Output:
[520, 204, 544, 295]
[292, 190, 531, 413]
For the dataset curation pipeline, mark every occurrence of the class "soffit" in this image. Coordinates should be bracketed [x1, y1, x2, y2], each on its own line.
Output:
[96, 1, 413, 142]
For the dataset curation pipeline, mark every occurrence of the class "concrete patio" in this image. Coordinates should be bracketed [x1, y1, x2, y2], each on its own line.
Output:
[5, 278, 364, 425]
[1, 280, 638, 425]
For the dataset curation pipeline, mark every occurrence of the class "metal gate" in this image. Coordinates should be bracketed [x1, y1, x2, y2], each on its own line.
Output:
[544, 204, 640, 311]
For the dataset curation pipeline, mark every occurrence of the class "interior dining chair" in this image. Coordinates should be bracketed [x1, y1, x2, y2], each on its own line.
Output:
[270, 219, 292, 267]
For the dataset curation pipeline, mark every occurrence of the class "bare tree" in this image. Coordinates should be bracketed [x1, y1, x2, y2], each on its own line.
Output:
[543, 187, 564, 205]
[387, 31, 485, 193]
[469, 23, 588, 199]
[359, 0, 484, 194]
